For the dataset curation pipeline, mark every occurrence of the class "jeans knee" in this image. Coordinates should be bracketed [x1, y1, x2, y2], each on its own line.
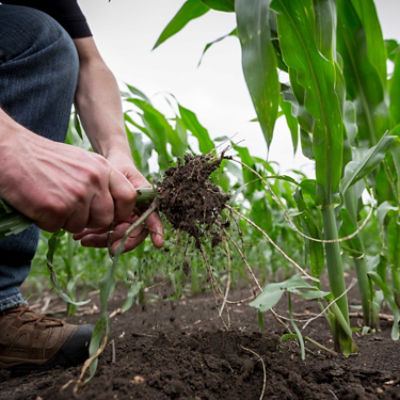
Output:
[0, 5, 79, 81]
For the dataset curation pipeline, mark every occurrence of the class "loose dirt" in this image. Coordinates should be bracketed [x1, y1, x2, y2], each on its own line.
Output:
[1, 284, 399, 400]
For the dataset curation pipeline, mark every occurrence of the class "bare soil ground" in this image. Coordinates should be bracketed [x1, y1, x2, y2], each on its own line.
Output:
[0, 282, 400, 400]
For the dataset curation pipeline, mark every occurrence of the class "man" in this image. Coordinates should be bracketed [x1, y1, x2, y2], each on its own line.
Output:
[0, 1, 164, 373]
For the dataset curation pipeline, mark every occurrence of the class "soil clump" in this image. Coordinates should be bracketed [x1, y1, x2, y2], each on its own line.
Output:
[157, 154, 229, 243]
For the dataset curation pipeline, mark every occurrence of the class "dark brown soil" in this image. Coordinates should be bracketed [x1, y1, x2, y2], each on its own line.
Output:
[1, 284, 400, 400]
[158, 154, 229, 243]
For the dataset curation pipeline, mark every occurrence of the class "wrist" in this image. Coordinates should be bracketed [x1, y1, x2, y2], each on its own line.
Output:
[97, 135, 133, 161]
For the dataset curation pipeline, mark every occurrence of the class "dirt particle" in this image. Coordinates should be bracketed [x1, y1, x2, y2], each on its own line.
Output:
[130, 375, 145, 385]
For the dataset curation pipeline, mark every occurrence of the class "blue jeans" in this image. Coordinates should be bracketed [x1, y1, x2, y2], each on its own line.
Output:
[0, 5, 79, 311]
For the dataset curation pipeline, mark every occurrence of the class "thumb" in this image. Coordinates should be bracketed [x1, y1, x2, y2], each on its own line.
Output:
[108, 168, 137, 221]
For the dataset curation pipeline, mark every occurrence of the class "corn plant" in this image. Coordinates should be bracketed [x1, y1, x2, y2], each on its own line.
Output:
[155, 0, 399, 354]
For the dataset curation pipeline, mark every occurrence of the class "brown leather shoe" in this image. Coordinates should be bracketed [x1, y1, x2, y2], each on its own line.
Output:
[0, 306, 93, 374]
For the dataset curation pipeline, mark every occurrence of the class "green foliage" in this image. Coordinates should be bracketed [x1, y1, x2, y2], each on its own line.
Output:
[235, 0, 279, 146]
[0, 199, 31, 239]
[153, 0, 209, 50]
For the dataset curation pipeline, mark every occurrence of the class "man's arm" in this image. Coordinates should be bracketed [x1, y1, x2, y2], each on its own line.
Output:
[0, 108, 136, 233]
[71, 37, 164, 252]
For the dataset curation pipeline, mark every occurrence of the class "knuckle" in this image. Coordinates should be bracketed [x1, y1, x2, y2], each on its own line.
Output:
[42, 198, 69, 218]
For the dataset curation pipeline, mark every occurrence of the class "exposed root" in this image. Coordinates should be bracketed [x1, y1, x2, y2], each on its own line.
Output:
[227, 205, 318, 283]
[219, 235, 232, 319]
[240, 345, 267, 400]
[235, 159, 374, 244]
[223, 228, 262, 292]
[74, 335, 108, 395]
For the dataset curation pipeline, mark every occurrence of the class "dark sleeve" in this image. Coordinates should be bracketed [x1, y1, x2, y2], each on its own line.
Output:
[1, 0, 92, 38]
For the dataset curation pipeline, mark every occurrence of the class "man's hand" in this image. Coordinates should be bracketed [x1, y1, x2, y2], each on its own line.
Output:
[0, 113, 136, 233]
[73, 152, 164, 254]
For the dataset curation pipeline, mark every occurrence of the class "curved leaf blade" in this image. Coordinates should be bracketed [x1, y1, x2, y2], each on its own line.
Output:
[153, 0, 210, 50]
[200, 0, 234, 12]
[198, 28, 237, 66]
[235, 0, 280, 147]
[337, 0, 389, 145]
[350, 0, 386, 85]
[340, 132, 396, 195]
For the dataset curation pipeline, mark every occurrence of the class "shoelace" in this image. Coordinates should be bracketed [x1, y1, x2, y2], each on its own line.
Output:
[6, 307, 64, 328]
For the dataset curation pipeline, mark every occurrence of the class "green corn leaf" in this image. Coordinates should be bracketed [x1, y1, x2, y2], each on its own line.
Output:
[368, 271, 400, 340]
[200, 0, 234, 12]
[124, 112, 149, 136]
[329, 302, 356, 349]
[121, 281, 143, 313]
[313, 0, 337, 60]
[377, 201, 398, 228]
[350, 0, 386, 85]
[390, 52, 400, 125]
[257, 309, 265, 331]
[250, 275, 315, 312]
[280, 333, 297, 343]
[288, 292, 305, 360]
[284, 73, 314, 136]
[280, 91, 299, 153]
[178, 105, 215, 154]
[125, 126, 153, 175]
[129, 98, 186, 165]
[0, 200, 32, 238]
[337, 0, 389, 145]
[297, 289, 329, 300]
[124, 84, 152, 104]
[73, 113, 83, 140]
[385, 39, 400, 63]
[231, 143, 262, 194]
[387, 211, 400, 268]
[343, 101, 358, 145]
[100, 265, 116, 314]
[340, 132, 396, 195]
[271, 0, 343, 204]
[293, 189, 324, 279]
[235, 0, 280, 147]
[264, 174, 298, 185]
[269, 11, 287, 72]
[87, 317, 108, 382]
[46, 231, 90, 307]
[153, 0, 210, 50]
[300, 129, 314, 160]
[250, 284, 284, 312]
[197, 28, 237, 67]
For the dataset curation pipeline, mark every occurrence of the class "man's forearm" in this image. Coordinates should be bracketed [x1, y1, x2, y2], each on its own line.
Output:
[73, 37, 132, 160]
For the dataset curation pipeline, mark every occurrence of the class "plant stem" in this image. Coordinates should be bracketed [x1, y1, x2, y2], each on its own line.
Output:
[391, 266, 400, 307]
[322, 205, 354, 354]
[135, 186, 157, 208]
[354, 256, 378, 328]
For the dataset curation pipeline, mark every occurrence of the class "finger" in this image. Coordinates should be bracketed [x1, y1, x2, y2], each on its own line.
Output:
[73, 226, 109, 241]
[109, 169, 137, 221]
[87, 191, 115, 228]
[145, 211, 164, 248]
[110, 229, 148, 255]
[36, 215, 67, 233]
[80, 222, 145, 248]
[62, 201, 91, 233]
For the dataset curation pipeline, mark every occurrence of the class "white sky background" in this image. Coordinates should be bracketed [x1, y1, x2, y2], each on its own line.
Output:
[79, 0, 399, 175]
